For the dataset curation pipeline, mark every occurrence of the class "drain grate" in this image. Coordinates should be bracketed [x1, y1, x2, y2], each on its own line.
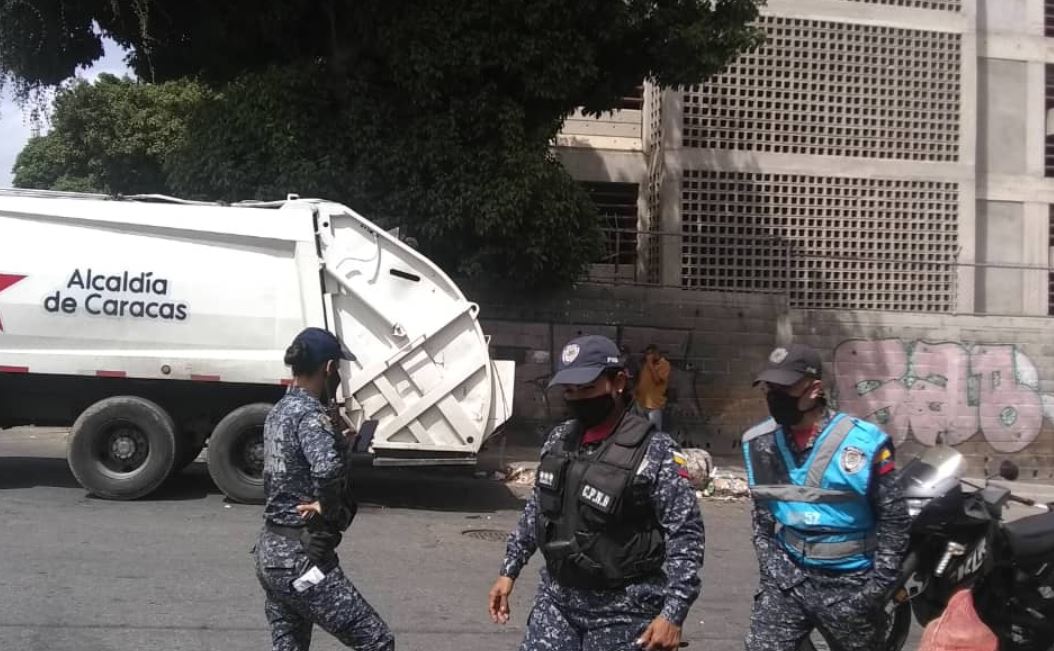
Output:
[462, 528, 507, 542]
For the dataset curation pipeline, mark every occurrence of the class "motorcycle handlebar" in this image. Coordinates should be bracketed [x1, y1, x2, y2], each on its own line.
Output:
[961, 479, 1051, 512]
[1008, 493, 1037, 507]
[1008, 493, 1051, 511]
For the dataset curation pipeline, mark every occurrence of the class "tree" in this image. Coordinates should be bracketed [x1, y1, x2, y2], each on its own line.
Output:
[3, 0, 764, 288]
[165, 65, 603, 287]
[2, 1, 763, 119]
[12, 74, 205, 195]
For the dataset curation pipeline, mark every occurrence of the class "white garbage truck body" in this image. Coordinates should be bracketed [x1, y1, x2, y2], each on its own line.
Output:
[0, 190, 514, 502]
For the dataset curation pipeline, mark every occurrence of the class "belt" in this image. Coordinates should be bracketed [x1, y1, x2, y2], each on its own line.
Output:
[265, 521, 305, 541]
[781, 528, 876, 560]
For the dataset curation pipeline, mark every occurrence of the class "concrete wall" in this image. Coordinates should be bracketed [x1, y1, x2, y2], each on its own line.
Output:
[979, 0, 1030, 34]
[470, 284, 783, 456]
[977, 200, 1025, 313]
[473, 284, 1054, 478]
[978, 59, 1027, 176]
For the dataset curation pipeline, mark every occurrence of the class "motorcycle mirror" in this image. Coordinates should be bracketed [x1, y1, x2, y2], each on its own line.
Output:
[999, 460, 1020, 482]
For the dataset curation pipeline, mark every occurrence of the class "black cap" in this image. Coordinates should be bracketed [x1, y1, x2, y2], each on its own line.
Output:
[753, 343, 822, 387]
[549, 335, 623, 388]
[291, 327, 356, 368]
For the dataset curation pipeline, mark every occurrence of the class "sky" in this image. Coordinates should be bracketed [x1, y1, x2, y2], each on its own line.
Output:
[0, 37, 131, 188]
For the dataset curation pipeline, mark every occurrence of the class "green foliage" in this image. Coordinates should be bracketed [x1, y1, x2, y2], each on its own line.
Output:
[1, 2, 764, 110]
[166, 66, 602, 288]
[12, 74, 205, 194]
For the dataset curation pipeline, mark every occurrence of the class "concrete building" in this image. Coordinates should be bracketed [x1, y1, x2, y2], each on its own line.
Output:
[558, 0, 1054, 317]
[472, 0, 1054, 473]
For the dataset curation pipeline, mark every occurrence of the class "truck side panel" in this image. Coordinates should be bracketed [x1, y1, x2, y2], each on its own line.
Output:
[0, 199, 324, 387]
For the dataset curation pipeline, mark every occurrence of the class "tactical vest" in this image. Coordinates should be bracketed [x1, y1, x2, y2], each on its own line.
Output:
[742, 413, 888, 572]
[535, 413, 665, 589]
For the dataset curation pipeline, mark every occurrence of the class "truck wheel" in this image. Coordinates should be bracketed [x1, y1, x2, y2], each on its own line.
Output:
[207, 403, 271, 504]
[67, 396, 177, 500]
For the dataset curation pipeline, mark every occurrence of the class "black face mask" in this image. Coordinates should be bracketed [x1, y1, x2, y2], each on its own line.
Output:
[567, 394, 617, 429]
[766, 389, 806, 427]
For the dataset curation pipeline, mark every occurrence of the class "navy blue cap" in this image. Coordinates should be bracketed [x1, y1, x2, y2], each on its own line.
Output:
[754, 343, 821, 387]
[291, 327, 356, 368]
[549, 335, 624, 388]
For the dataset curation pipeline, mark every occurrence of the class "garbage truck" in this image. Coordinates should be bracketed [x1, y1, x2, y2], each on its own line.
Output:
[0, 189, 515, 503]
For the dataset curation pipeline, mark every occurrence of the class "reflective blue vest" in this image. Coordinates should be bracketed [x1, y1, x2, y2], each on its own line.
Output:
[742, 413, 888, 571]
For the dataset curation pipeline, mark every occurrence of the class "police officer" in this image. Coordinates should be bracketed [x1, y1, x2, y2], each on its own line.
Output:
[488, 335, 705, 651]
[254, 328, 394, 651]
[742, 343, 909, 651]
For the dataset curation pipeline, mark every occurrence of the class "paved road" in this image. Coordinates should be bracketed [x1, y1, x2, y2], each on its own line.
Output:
[0, 428, 923, 651]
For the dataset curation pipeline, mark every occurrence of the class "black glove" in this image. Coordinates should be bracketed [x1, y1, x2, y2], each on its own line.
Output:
[299, 527, 342, 566]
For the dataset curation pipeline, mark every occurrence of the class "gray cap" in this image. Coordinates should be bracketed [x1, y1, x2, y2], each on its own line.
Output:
[548, 335, 624, 388]
[753, 343, 822, 387]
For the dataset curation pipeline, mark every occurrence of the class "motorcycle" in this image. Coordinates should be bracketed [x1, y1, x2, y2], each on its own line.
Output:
[803, 445, 1054, 651]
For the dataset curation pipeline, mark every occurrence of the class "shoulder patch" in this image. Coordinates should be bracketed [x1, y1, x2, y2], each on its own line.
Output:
[671, 450, 690, 479]
[841, 446, 866, 474]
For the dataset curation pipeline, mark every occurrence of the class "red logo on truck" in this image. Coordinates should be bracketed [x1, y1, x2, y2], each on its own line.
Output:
[0, 274, 27, 332]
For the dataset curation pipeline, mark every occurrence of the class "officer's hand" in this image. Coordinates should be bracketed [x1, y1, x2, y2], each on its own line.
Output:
[488, 576, 514, 625]
[637, 616, 681, 651]
[299, 528, 342, 564]
[296, 501, 322, 519]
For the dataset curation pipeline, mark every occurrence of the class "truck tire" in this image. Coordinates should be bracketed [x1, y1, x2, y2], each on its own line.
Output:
[67, 396, 178, 500]
[207, 403, 271, 504]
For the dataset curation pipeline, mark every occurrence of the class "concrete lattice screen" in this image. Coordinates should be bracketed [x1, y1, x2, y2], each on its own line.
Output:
[1048, 206, 1054, 316]
[679, 171, 960, 312]
[682, 16, 962, 161]
[1045, 64, 1054, 177]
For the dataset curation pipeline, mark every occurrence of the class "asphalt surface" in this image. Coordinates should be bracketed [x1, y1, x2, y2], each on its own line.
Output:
[0, 428, 934, 651]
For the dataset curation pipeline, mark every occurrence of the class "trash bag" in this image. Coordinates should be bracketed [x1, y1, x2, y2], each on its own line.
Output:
[917, 589, 998, 651]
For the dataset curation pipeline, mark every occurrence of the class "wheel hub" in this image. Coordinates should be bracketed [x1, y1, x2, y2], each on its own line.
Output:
[238, 435, 265, 479]
[100, 425, 149, 474]
[111, 435, 138, 460]
[248, 441, 264, 466]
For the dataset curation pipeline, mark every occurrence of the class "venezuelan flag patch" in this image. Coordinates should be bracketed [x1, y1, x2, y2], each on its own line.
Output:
[672, 451, 690, 479]
[877, 446, 895, 475]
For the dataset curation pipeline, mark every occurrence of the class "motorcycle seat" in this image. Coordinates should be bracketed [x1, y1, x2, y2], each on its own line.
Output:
[1004, 510, 1054, 561]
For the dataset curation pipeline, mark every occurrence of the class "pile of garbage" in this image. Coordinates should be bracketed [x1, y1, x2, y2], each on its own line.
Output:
[702, 467, 750, 499]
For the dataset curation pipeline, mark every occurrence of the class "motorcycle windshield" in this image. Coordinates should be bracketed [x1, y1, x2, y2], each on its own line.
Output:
[897, 446, 966, 498]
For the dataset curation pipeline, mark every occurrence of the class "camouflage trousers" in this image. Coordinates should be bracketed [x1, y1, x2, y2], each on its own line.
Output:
[745, 574, 888, 651]
[519, 574, 663, 651]
[254, 530, 394, 651]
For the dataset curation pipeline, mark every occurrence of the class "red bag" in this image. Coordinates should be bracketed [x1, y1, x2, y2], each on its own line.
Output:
[917, 589, 998, 651]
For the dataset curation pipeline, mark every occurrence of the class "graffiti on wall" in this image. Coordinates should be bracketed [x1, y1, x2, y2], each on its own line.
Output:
[833, 339, 1051, 453]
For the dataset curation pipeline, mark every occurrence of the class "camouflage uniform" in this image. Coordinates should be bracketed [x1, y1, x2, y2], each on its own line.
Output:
[253, 387, 393, 651]
[501, 421, 705, 651]
[745, 410, 910, 651]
